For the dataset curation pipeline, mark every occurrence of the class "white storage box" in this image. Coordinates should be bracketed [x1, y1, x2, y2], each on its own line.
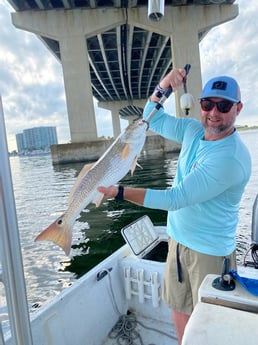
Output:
[121, 215, 168, 262]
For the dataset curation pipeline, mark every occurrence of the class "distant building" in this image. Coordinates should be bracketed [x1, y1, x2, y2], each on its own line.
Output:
[15, 132, 26, 152]
[16, 126, 58, 153]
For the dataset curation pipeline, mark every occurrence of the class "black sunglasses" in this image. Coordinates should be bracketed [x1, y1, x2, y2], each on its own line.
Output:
[200, 99, 236, 113]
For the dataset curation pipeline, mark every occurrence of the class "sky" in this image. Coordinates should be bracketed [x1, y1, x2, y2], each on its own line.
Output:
[0, 0, 257, 152]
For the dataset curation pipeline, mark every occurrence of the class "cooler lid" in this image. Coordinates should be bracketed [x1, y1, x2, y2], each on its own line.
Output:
[121, 215, 158, 256]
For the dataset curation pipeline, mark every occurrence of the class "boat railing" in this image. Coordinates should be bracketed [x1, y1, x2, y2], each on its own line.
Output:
[0, 96, 33, 344]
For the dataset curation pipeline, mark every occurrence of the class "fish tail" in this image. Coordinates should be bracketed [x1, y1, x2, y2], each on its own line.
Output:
[35, 215, 72, 256]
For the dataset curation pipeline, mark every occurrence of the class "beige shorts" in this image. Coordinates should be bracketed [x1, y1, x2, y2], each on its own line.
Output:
[163, 238, 236, 315]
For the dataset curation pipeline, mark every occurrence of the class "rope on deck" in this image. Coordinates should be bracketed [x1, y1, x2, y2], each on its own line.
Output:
[108, 312, 176, 345]
[99, 268, 176, 345]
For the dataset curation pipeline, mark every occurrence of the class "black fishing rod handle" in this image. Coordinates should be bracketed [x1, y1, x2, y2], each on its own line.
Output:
[160, 64, 191, 103]
[184, 64, 191, 76]
[162, 86, 173, 100]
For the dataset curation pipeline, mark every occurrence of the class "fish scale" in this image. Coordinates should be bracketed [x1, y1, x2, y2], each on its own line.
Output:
[35, 119, 148, 255]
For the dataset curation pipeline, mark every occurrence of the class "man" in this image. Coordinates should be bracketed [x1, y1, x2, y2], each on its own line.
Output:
[98, 68, 251, 344]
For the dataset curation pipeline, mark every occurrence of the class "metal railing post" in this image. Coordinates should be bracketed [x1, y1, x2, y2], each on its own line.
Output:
[0, 96, 33, 345]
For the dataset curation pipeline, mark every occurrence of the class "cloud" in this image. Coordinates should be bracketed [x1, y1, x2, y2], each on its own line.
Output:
[200, 0, 258, 125]
[1, 0, 257, 151]
[0, 0, 69, 151]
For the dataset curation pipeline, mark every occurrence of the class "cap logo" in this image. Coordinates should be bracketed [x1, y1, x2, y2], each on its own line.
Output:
[211, 81, 227, 91]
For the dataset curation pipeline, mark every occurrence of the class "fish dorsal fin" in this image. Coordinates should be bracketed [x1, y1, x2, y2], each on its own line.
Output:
[68, 162, 95, 204]
[130, 156, 142, 175]
[121, 144, 130, 159]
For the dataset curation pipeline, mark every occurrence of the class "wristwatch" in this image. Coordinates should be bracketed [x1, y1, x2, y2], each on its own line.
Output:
[115, 185, 124, 201]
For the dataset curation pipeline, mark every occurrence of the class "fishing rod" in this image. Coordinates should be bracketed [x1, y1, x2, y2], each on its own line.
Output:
[144, 63, 191, 124]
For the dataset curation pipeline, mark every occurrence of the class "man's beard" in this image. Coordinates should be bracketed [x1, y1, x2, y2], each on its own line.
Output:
[202, 117, 236, 136]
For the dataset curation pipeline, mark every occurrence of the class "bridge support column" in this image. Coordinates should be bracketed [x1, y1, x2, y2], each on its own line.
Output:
[11, 9, 125, 143]
[99, 99, 146, 138]
[98, 102, 122, 138]
[169, 19, 202, 119]
[129, 5, 238, 120]
[59, 34, 97, 141]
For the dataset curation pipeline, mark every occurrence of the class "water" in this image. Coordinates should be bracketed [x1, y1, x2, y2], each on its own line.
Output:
[1, 130, 258, 319]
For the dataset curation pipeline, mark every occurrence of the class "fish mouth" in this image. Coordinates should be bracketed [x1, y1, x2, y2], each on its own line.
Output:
[141, 119, 149, 129]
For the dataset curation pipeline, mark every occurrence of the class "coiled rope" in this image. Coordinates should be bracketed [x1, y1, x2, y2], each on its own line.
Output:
[100, 268, 176, 345]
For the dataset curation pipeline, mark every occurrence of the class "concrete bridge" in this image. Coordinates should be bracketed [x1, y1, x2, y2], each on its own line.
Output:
[7, 0, 238, 163]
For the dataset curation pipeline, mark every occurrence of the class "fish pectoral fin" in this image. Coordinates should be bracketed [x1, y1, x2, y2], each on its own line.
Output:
[121, 144, 130, 159]
[35, 215, 72, 256]
[93, 192, 104, 208]
[130, 156, 141, 175]
[68, 162, 96, 204]
[136, 161, 143, 169]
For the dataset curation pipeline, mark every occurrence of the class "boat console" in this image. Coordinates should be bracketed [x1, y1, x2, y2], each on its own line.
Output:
[182, 269, 258, 345]
[182, 195, 258, 345]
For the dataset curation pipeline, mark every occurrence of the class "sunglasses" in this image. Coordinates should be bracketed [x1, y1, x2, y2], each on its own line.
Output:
[200, 99, 236, 113]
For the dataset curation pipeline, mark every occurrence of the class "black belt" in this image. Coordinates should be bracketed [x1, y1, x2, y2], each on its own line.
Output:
[176, 243, 183, 283]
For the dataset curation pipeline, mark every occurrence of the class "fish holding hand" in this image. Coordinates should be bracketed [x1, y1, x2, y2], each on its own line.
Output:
[34, 120, 148, 255]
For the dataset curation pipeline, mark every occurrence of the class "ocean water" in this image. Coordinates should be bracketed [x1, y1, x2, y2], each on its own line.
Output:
[0, 130, 257, 322]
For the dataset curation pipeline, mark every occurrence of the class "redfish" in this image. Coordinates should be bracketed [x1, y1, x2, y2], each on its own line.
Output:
[35, 120, 148, 255]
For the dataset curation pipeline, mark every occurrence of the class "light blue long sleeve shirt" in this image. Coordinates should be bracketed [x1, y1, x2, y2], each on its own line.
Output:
[143, 100, 252, 256]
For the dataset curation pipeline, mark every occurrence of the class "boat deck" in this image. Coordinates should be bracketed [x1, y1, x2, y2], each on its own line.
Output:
[102, 314, 177, 345]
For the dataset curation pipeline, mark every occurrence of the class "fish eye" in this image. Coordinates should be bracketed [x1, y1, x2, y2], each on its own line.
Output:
[57, 219, 63, 225]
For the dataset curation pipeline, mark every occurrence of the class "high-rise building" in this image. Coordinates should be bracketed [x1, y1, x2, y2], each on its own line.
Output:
[15, 132, 26, 152]
[16, 126, 58, 152]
